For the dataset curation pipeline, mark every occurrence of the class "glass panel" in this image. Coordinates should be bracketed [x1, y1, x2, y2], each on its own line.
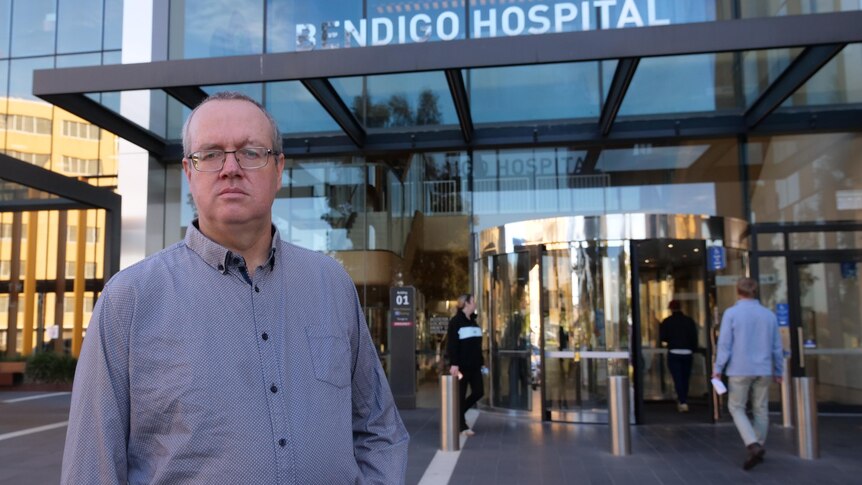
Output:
[789, 231, 862, 250]
[0, 179, 61, 201]
[104, 0, 123, 50]
[489, 252, 532, 411]
[739, 0, 862, 17]
[758, 255, 790, 403]
[798, 262, 862, 409]
[782, 43, 862, 108]
[597, 140, 743, 218]
[0, 0, 10, 58]
[637, 239, 708, 415]
[332, 72, 457, 131]
[266, 81, 341, 135]
[749, 133, 862, 223]
[176, 0, 263, 59]
[266, 0, 362, 53]
[619, 53, 740, 117]
[57, 0, 103, 54]
[9, 57, 53, 102]
[469, 61, 613, 124]
[10, 0, 56, 57]
[757, 233, 785, 251]
[742, 48, 802, 107]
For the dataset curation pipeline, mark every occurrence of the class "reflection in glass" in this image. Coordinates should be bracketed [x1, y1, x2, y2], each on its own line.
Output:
[266, 0, 362, 53]
[798, 262, 862, 408]
[104, 0, 123, 50]
[782, 43, 862, 108]
[265, 82, 341, 135]
[742, 48, 801, 107]
[176, 0, 263, 59]
[489, 252, 532, 411]
[749, 133, 862, 223]
[0, 0, 10, 58]
[10, 0, 56, 57]
[9, 57, 53, 102]
[57, 0, 103, 54]
[331, 72, 457, 130]
[469, 62, 613, 124]
[619, 53, 739, 117]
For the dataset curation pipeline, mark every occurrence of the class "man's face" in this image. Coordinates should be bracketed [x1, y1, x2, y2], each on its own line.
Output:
[464, 297, 477, 316]
[183, 100, 284, 232]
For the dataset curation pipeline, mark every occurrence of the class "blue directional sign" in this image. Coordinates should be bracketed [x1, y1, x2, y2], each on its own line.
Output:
[841, 261, 857, 279]
[775, 303, 789, 327]
[707, 246, 726, 271]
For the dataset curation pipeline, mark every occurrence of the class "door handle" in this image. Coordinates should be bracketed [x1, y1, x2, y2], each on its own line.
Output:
[797, 327, 805, 368]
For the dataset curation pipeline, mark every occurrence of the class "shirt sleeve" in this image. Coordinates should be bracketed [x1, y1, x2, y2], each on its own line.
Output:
[61, 286, 130, 485]
[713, 308, 733, 375]
[349, 290, 409, 484]
[771, 316, 784, 377]
[446, 315, 460, 366]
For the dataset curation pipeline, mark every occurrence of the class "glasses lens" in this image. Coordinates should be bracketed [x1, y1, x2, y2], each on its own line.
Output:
[237, 147, 269, 169]
[192, 150, 225, 172]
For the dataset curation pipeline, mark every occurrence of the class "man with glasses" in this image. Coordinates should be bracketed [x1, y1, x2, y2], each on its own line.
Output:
[62, 92, 409, 484]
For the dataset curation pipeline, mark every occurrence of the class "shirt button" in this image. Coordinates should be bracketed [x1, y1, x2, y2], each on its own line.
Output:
[278, 438, 286, 447]
[270, 385, 278, 393]
[262, 332, 268, 341]
[255, 285, 260, 293]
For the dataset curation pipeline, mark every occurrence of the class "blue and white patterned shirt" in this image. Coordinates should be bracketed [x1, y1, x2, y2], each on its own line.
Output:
[62, 222, 409, 484]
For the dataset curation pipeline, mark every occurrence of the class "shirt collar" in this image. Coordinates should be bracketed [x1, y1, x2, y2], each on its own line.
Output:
[185, 220, 279, 274]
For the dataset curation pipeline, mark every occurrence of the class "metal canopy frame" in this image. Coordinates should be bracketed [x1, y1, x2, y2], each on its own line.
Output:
[0, 153, 122, 279]
[31, 11, 862, 161]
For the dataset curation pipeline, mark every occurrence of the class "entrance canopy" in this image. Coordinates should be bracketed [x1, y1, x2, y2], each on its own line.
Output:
[32, 11, 862, 161]
[0, 153, 121, 277]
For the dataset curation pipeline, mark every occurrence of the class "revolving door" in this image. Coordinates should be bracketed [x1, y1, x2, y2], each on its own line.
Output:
[477, 214, 749, 424]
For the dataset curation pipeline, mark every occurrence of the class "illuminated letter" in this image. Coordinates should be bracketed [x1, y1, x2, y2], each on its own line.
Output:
[437, 11, 460, 41]
[554, 3, 578, 33]
[501, 6, 525, 36]
[594, 0, 616, 30]
[617, 0, 644, 28]
[527, 5, 551, 34]
[372, 17, 393, 45]
[410, 14, 432, 42]
[581, 2, 591, 30]
[398, 16, 406, 44]
[473, 8, 497, 38]
[648, 0, 670, 26]
[295, 23, 316, 51]
[344, 19, 366, 47]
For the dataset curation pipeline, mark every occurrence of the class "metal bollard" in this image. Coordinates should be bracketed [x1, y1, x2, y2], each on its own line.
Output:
[781, 357, 792, 428]
[794, 377, 819, 459]
[608, 376, 631, 456]
[440, 375, 460, 451]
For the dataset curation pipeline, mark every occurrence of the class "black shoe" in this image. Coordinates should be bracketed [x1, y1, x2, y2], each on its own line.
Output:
[743, 443, 765, 470]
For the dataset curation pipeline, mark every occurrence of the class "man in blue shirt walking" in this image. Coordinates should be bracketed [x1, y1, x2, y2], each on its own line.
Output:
[713, 277, 784, 471]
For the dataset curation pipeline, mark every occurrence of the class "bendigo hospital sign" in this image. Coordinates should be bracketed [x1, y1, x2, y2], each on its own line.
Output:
[296, 0, 675, 51]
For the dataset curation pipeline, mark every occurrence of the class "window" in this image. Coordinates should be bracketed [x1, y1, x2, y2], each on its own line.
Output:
[68, 226, 99, 243]
[5, 114, 52, 134]
[65, 261, 97, 279]
[0, 294, 8, 313]
[67, 226, 77, 243]
[62, 120, 100, 140]
[62, 156, 100, 175]
[64, 295, 94, 312]
[0, 260, 9, 278]
[3, 150, 51, 167]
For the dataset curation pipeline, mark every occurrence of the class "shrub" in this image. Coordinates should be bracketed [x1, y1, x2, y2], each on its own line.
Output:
[25, 352, 77, 384]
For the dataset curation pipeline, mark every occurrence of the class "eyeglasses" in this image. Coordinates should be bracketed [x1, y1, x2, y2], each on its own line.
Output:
[186, 147, 278, 172]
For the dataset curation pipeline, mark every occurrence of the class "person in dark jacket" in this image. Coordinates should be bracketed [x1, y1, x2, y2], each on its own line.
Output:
[660, 300, 699, 412]
[447, 293, 484, 435]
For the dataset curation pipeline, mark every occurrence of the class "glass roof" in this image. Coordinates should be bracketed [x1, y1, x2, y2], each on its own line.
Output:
[781, 43, 862, 109]
[330, 71, 458, 132]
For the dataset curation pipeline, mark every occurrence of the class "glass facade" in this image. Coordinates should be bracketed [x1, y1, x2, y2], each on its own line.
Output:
[0, 0, 122, 356]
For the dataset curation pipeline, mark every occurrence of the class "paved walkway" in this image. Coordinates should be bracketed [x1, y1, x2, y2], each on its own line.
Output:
[1, 390, 860, 484]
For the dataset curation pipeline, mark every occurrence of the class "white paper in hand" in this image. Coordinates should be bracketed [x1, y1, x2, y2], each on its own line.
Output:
[711, 378, 727, 395]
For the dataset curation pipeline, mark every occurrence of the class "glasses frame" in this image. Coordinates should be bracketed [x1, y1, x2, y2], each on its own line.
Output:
[186, 147, 280, 172]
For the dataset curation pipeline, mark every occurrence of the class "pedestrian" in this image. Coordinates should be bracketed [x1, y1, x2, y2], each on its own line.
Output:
[713, 277, 783, 471]
[447, 293, 484, 436]
[61, 91, 409, 484]
[660, 299, 699, 412]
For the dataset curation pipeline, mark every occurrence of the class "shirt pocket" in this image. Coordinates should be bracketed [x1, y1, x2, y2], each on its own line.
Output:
[305, 326, 351, 389]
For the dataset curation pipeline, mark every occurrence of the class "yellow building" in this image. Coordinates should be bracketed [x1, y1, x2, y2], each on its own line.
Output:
[1, 97, 118, 357]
